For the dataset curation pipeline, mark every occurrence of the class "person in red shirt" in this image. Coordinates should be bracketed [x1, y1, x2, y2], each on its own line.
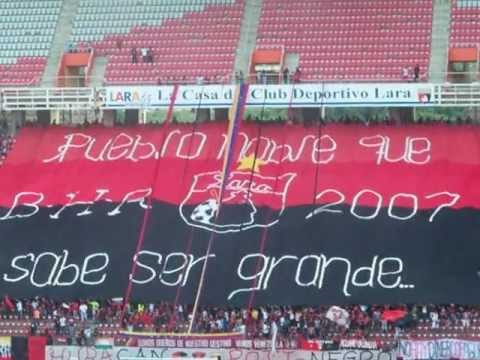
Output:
[70, 301, 79, 318]
[293, 67, 302, 83]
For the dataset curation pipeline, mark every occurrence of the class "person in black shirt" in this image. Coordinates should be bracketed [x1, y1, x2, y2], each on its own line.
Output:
[131, 48, 137, 63]
[283, 68, 289, 84]
[413, 64, 420, 82]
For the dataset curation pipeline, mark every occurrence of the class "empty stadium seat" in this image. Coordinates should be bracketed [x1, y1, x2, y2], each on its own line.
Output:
[256, 0, 433, 81]
[0, 0, 62, 86]
[450, 0, 480, 48]
[70, 0, 244, 84]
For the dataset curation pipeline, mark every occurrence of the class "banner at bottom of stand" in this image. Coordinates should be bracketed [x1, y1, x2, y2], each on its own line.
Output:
[45, 346, 395, 360]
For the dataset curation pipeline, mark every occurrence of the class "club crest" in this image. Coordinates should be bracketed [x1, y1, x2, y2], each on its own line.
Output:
[179, 171, 296, 233]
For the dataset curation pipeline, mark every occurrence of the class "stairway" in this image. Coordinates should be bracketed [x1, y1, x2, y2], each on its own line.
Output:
[89, 57, 108, 88]
[428, 0, 452, 83]
[284, 53, 299, 73]
[233, 0, 263, 77]
[41, 0, 80, 87]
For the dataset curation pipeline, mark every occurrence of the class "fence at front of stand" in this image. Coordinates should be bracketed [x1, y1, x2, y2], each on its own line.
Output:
[1, 87, 96, 111]
[433, 83, 480, 106]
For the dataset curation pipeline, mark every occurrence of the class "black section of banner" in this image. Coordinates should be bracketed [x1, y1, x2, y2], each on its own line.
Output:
[0, 201, 478, 305]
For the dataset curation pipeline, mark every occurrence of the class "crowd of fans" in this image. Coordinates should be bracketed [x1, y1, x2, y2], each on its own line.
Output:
[19, 113, 480, 128]
[0, 121, 14, 166]
[0, 296, 478, 346]
[243, 115, 479, 126]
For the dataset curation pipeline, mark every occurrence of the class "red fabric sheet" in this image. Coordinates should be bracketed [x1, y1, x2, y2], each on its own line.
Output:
[28, 336, 46, 360]
[1, 123, 479, 210]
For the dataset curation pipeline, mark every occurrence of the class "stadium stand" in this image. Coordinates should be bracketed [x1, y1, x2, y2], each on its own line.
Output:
[256, 0, 433, 81]
[0, 0, 62, 86]
[1, 0, 480, 355]
[450, 0, 480, 48]
[2, 297, 480, 347]
[70, 0, 244, 84]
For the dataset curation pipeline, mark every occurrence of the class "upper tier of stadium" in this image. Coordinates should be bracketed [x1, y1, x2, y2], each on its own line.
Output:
[0, 0, 479, 86]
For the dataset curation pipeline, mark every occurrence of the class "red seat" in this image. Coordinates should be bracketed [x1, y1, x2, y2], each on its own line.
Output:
[255, 0, 433, 81]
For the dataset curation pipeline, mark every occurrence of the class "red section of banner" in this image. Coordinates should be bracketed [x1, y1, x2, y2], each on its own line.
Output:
[28, 336, 46, 360]
[0, 123, 479, 210]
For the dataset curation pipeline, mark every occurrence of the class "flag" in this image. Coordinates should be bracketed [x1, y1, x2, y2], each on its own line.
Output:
[95, 337, 114, 350]
[326, 306, 349, 327]
[217, 84, 249, 206]
[3, 297, 13, 312]
[381, 309, 407, 322]
[300, 339, 321, 351]
[271, 320, 278, 353]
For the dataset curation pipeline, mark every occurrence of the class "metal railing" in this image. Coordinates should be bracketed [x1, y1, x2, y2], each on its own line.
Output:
[434, 83, 480, 105]
[1, 87, 96, 110]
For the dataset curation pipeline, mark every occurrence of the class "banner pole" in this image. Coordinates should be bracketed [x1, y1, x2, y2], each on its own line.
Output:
[169, 87, 205, 331]
[187, 84, 248, 334]
[246, 82, 296, 311]
[121, 84, 180, 322]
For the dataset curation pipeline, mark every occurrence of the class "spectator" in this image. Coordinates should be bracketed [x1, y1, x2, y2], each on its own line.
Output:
[430, 309, 439, 329]
[256, 71, 262, 84]
[462, 309, 471, 328]
[79, 302, 88, 321]
[283, 68, 290, 84]
[293, 67, 301, 83]
[141, 48, 149, 63]
[131, 48, 137, 64]
[89, 299, 100, 319]
[30, 321, 38, 335]
[413, 64, 420, 82]
[261, 70, 268, 85]
[234, 71, 244, 84]
[147, 48, 154, 63]
[83, 326, 93, 346]
[68, 319, 76, 339]
[238, 71, 244, 84]
[16, 300, 23, 316]
[70, 300, 79, 319]
[59, 315, 67, 335]
[402, 66, 410, 81]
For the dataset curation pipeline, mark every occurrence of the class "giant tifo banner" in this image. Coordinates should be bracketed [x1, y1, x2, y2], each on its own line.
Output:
[104, 83, 434, 108]
[1, 123, 480, 304]
[45, 346, 395, 360]
[398, 339, 480, 360]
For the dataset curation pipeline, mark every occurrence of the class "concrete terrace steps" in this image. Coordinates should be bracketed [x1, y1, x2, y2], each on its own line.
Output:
[428, 0, 452, 82]
[89, 56, 108, 87]
[41, 0, 80, 86]
[234, 0, 263, 75]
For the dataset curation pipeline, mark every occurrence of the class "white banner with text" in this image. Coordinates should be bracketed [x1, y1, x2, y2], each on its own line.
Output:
[45, 346, 395, 360]
[104, 83, 434, 108]
[398, 339, 480, 360]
